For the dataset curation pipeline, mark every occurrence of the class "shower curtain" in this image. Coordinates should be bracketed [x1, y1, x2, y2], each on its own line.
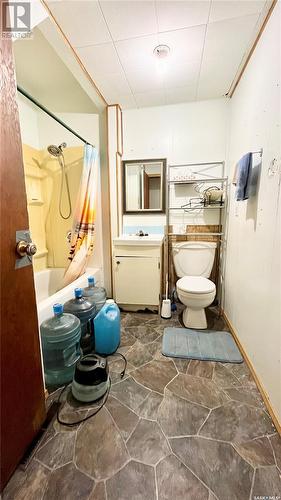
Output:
[63, 144, 97, 287]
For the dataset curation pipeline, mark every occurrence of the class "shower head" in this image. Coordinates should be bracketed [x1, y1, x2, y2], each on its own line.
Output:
[47, 142, 67, 157]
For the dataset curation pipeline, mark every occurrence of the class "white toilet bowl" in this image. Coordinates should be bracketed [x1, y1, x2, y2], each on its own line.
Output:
[176, 276, 216, 329]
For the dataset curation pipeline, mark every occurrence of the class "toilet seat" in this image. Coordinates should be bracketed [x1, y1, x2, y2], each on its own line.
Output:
[177, 276, 216, 294]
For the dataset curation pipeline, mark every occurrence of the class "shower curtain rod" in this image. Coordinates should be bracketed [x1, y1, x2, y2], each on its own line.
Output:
[17, 86, 94, 147]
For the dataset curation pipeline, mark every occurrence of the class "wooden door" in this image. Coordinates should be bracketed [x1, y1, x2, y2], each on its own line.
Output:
[0, 22, 46, 490]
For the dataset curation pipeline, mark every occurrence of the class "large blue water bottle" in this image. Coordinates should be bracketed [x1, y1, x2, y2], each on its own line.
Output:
[94, 299, 120, 355]
[63, 288, 96, 354]
[82, 276, 106, 312]
[40, 303, 81, 386]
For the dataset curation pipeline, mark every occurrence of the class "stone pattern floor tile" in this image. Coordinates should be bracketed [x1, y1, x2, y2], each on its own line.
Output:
[170, 436, 254, 500]
[106, 395, 139, 440]
[224, 387, 265, 408]
[4, 309, 279, 500]
[234, 437, 275, 467]
[126, 325, 160, 344]
[6, 461, 50, 500]
[43, 463, 94, 500]
[110, 376, 150, 410]
[75, 408, 129, 480]
[172, 357, 190, 373]
[212, 363, 242, 388]
[156, 454, 209, 500]
[157, 391, 209, 437]
[36, 432, 76, 469]
[89, 481, 106, 500]
[252, 466, 281, 498]
[106, 461, 156, 500]
[270, 433, 281, 470]
[125, 341, 154, 367]
[187, 360, 214, 379]
[126, 419, 170, 465]
[167, 373, 228, 409]
[226, 362, 257, 389]
[132, 359, 177, 394]
[137, 391, 163, 420]
[200, 401, 274, 443]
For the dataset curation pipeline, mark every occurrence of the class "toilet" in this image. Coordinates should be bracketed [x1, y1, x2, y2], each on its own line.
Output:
[172, 241, 216, 329]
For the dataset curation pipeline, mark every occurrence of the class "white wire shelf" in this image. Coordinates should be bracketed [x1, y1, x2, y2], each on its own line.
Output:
[169, 205, 225, 210]
[168, 177, 228, 184]
[167, 232, 224, 236]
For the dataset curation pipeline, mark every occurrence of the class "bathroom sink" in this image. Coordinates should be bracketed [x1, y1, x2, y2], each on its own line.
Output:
[113, 234, 164, 246]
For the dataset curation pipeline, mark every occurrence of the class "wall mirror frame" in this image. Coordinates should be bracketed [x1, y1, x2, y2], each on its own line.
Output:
[122, 158, 166, 214]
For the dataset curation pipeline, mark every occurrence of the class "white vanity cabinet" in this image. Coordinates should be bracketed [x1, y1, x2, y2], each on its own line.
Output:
[113, 236, 163, 311]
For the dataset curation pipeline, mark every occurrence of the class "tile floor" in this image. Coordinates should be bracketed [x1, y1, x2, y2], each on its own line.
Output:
[3, 309, 281, 500]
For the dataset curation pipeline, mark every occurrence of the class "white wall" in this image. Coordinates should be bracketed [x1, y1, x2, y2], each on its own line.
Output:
[123, 98, 229, 230]
[224, 3, 281, 421]
[18, 94, 40, 149]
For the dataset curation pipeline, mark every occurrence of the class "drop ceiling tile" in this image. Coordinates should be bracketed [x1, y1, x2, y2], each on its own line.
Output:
[93, 71, 132, 98]
[158, 25, 206, 65]
[163, 60, 201, 88]
[197, 78, 230, 100]
[116, 94, 137, 109]
[99, 1, 157, 41]
[203, 14, 259, 61]
[126, 69, 164, 93]
[209, 0, 266, 23]
[197, 57, 240, 99]
[115, 34, 159, 72]
[134, 90, 165, 108]
[76, 43, 121, 75]
[48, 1, 111, 47]
[156, 0, 211, 32]
[165, 85, 197, 105]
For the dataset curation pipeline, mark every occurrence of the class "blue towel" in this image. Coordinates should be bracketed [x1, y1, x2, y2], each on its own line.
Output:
[235, 153, 252, 201]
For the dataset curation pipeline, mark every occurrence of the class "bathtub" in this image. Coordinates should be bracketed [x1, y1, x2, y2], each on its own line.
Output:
[34, 267, 101, 325]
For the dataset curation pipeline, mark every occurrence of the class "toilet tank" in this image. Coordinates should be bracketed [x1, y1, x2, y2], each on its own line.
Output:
[172, 241, 217, 278]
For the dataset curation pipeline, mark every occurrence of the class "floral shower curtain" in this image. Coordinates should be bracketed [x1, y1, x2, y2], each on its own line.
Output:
[63, 144, 97, 287]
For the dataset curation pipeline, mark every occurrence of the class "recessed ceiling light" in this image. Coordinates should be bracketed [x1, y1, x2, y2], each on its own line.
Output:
[153, 45, 170, 59]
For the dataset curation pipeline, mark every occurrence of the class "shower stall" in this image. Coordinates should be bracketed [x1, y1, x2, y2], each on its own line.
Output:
[17, 88, 102, 323]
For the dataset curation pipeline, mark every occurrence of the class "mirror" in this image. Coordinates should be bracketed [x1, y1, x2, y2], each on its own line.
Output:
[123, 159, 166, 213]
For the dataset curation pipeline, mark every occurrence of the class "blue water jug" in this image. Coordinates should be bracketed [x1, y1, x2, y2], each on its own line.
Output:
[40, 303, 81, 386]
[82, 276, 106, 312]
[63, 288, 96, 354]
[94, 299, 120, 355]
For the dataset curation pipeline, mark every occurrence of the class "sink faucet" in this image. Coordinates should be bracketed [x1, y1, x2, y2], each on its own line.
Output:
[136, 229, 148, 237]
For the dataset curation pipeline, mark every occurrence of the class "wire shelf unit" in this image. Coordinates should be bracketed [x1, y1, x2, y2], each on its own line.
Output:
[165, 161, 228, 310]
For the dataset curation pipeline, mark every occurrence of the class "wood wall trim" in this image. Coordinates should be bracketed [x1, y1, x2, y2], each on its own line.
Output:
[228, 0, 278, 98]
[222, 310, 281, 436]
[105, 107, 113, 295]
[40, 0, 108, 106]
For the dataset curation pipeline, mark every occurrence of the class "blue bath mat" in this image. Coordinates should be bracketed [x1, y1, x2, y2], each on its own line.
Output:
[162, 327, 243, 363]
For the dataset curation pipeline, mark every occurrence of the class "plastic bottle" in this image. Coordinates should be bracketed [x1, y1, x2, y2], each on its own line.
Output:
[63, 288, 96, 354]
[94, 299, 120, 355]
[40, 303, 81, 386]
[82, 276, 107, 312]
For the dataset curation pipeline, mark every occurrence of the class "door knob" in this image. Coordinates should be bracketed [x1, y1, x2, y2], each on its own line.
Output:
[16, 240, 37, 257]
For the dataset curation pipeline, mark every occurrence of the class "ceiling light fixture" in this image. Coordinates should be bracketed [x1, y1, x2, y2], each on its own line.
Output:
[153, 45, 170, 59]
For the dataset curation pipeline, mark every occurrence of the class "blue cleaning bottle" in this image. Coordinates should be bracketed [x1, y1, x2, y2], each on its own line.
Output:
[63, 288, 96, 354]
[40, 303, 81, 386]
[94, 299, 120, 355]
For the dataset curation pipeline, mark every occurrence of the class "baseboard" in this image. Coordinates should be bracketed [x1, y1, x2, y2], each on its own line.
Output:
[222, 310, 281, 436]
